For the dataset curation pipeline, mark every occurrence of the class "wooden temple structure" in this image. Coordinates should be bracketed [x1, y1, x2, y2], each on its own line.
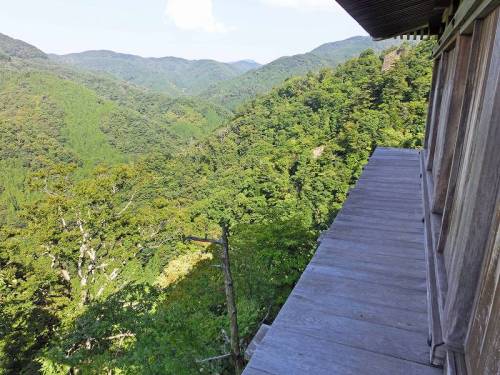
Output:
[243, 1, 499, 374]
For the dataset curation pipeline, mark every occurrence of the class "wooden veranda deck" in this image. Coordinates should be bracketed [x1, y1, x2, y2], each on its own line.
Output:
[243, 148, 441, 375]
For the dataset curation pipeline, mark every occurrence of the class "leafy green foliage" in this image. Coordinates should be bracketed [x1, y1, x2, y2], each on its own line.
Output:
[0, 38, 434, 374]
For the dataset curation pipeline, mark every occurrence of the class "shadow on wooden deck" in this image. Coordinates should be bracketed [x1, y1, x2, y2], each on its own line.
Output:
[243, 148, 442, 375]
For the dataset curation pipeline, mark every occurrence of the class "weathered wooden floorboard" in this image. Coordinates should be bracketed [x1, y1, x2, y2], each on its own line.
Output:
[326, 223, 425, 244]
[311, 249, 425, 280]
[360, 170, 421, 178]
[354, 180, 421, 192]
[319, 238, 426, 260]
[289, 292, 429, 333]
[297, 268, 428, 313]
[341, 201, 422, 216]
[333, 214, 424, 234]
[243, 148, 439, 375]
[325, 232, 425, 250]
[350, 187, 423, 200]
[350, 185, 422, 196]
[314, 245, 426, 269]
[345, 192, 422, 206]
[246, 329, 441, 375]
[306, 263, 427, 291]
[274, 299, 431, 364]
[339, 205, 423, 222]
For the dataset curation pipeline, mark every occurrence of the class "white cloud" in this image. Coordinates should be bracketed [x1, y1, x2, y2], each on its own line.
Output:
[165, 0, 228, 33]
[260, 0, 343, 11]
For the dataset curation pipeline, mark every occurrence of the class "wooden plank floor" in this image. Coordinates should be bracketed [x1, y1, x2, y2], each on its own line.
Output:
[243, 148, 442, 375]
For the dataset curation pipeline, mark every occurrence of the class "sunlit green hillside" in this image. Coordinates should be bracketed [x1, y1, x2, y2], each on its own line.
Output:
[0, 34, 232, 221]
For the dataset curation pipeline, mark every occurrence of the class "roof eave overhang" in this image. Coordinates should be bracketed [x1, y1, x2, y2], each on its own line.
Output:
[334, 0, 450, 40]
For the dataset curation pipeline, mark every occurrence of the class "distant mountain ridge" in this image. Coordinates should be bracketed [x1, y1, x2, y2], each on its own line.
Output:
[47, 36, 404, 107]
[50, 50, 262, 97]
[228, 59, 261, 72]
[199, 36, 404, 109]
[0, 33, 47, 59]
[2, 32, 408, 111]
[0, 33, 232, 198]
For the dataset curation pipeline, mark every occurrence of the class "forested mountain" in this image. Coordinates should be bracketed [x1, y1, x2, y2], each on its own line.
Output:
[0, 34, 434, 374]
[229, 59, 261, 72]
[0, 34, 231, 223]
[0, 33, 47, 59]
[199, 36, 404, 109]
[50, 51, 261, 97]
[49, 36, 402, 108]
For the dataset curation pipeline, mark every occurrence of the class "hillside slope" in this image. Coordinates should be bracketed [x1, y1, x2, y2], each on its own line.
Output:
[0, 33, 47, 59]
[199, 36, 403, 109]
[0, 34, 231, 220]
[50, 51, 261, 96]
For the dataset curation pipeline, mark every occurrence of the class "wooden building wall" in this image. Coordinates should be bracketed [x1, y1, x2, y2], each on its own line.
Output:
[422, 5, 499, 375]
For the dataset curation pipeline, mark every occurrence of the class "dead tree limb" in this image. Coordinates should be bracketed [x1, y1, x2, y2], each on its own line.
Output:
[185, 235, 223, 245]
[195, 353, 231, 364]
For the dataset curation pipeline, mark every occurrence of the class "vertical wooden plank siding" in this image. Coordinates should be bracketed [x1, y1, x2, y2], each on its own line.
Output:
[464, 189, 500, 375]
[442, 19, 492, 276]
[462, 17, 500, 375]
[431, 36, 472, 215]
[441, 8, 500, 351]
[436, 20, 484, 255]
[426, 53, 449, 171]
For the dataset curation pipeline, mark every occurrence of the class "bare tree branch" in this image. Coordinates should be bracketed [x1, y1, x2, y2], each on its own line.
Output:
[58, 206, 67, 229]
[185, 235, 223, 245]
[41, 249, 71, 281]
[106, 332, 135, 340]
[116, 192, 136, 216]
[65, 332, 135, 357]
[195, 353, 231, 363]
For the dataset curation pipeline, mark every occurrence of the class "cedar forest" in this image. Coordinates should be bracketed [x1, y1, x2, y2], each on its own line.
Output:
[0, 31, 435, 374]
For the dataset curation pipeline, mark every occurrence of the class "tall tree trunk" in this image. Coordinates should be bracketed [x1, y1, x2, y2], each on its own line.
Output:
[221, 224, 244, 375]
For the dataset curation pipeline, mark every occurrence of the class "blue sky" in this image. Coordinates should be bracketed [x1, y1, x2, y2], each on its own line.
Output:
[1, 0, 366, 63]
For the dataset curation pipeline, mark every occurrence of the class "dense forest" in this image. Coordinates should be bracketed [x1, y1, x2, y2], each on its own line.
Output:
[0, 33, 434, 374]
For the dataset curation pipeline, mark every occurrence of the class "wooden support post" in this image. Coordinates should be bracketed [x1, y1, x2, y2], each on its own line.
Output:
[221, 224, 245, 375]
[426, 52, 449, 170]
[186, 225, 244, 374]
[424, 58, 442, 149]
